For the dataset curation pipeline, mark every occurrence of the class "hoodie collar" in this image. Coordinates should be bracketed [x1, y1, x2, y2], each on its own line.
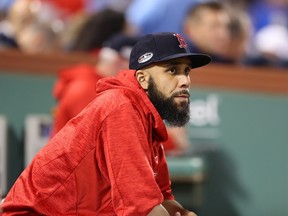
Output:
[97, 70, 167, 142]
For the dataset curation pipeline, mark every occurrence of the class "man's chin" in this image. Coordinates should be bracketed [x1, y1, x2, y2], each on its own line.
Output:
[174, 96, 189, 104]
[174, 101, 189, 111]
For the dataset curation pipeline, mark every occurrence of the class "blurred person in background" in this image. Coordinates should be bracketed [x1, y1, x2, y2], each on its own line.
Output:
[0, 0, 64, 53]
[16, 21, 60, 54]
[5, 0, 35, 37]
[0, 0, 32, 50]
[183, 1, 262, 66]
[183, 1, 232, 64]
[50, 33, 139, 136]
[69, 8, 130, 53]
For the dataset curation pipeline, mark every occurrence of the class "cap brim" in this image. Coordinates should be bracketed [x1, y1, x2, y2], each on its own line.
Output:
[158, 53, 212, 69]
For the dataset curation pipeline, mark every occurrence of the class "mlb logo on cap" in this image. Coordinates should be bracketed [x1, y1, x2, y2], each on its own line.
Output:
[129, 32, 211, 70]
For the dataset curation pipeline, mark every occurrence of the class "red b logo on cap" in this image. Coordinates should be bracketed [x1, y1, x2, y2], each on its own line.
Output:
[173, 33, 187, 49]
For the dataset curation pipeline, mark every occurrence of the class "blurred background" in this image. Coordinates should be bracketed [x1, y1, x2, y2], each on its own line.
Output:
[0, 0, 287, 215]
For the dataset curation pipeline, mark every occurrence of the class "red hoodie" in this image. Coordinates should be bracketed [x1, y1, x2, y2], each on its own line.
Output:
[51, 64, 103, 136]
[2, 70, 174, 215]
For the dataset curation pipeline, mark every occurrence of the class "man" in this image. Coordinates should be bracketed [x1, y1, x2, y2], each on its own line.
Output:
[50, 33, 138, 136]
[51, 32, 189, 156]
[1, 32, 211, 215]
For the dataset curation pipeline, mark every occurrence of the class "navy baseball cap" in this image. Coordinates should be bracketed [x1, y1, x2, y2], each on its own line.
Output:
[129, 32, 211, 70]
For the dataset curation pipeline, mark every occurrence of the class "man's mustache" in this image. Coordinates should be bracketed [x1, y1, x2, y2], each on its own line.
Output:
[172, 90, 190, 97]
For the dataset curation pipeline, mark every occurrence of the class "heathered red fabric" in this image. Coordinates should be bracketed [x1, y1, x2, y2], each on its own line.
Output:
[51, 64, 103, 136]
[2, 70, 174, 215]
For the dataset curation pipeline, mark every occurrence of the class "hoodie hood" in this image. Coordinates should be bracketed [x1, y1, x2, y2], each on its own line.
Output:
[96, 69, 167, 142]
[53, 64, 102, 100]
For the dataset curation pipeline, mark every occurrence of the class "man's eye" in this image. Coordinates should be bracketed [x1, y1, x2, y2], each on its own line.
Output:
[185, 67, 192, 75]
[167, 67, 177, 74]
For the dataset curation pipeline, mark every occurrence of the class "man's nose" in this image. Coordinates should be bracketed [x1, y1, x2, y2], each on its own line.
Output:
[178, 74, 191, 88]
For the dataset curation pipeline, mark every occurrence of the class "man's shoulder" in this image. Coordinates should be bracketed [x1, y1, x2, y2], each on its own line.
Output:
[96, 88, 140, 109]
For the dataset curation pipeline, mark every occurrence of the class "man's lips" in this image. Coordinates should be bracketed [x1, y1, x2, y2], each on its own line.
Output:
[176, 94, 190, 98]
[174, 91, 190, 98]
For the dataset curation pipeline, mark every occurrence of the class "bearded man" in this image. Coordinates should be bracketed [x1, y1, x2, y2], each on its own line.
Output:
[1, 32, 211, 216]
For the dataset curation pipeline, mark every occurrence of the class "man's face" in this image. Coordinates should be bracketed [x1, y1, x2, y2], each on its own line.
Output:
[144, 57, 192, 126]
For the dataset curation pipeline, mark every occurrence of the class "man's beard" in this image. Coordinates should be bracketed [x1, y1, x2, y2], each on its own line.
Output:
[147, 77, 190, 127]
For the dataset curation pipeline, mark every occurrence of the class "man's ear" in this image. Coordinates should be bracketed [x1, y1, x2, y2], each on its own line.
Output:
[136, 69, 149, 90]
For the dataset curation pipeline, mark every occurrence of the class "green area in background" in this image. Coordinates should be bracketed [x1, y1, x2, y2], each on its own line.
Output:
[0, 72, 56, 190]
[187, 89, 288, 216]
